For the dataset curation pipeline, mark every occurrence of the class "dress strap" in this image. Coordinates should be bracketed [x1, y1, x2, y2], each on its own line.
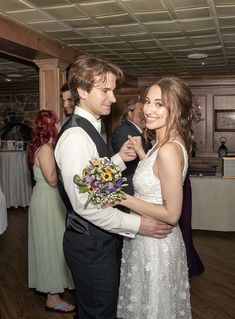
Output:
[145, 144, 158, 159]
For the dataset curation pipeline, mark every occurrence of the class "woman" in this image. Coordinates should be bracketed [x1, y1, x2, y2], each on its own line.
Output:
[117, 77, 193, 318]
[28, 110, 74, 313]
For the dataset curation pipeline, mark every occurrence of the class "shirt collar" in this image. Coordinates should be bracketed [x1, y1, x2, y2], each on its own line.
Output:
[74, 106, 101, 133]
[128, 120, 143, 134]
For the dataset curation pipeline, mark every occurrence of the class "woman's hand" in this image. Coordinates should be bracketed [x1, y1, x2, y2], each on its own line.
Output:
[128, 135, 146, 160]
[118, 140, 137, 162]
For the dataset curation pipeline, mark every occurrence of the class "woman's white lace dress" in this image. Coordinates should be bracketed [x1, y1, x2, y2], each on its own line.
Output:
[117, 142, 192, 319]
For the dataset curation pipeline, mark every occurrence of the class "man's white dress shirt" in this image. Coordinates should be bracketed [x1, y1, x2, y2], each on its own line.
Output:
[55, 106, 140, 237]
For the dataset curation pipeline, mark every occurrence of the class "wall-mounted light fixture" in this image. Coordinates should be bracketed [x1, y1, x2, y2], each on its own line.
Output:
[194, 97, 205, 123]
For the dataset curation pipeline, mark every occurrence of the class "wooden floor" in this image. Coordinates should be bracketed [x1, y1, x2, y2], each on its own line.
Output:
[0, 208, 234, 319]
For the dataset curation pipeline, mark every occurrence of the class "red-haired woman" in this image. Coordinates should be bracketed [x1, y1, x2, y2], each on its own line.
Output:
[28, 110, 74, 314]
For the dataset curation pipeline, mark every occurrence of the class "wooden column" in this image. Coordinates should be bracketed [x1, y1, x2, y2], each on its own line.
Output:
[34, 58, 69, 119]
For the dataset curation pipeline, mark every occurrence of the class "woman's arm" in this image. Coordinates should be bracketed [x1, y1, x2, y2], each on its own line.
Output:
[120, 143, 184, 225]
[38, 143, 57, 187]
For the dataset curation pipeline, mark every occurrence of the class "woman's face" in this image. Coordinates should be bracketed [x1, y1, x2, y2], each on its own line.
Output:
[143, 85, 169, 131]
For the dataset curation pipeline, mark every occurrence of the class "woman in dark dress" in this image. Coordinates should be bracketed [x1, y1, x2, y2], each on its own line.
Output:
[179, 172, 204, 278]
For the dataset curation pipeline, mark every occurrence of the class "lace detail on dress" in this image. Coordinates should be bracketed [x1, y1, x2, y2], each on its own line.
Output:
[117, 143, 191, 319]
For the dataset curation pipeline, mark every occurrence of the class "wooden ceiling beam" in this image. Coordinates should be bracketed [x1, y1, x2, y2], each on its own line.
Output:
[0, 16, 139, 88]
[0, 16, 79, 63]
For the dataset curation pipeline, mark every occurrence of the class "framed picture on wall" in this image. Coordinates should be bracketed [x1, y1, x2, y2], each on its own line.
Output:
[214, 109, 235, 131]
[6, 140, 15, 150]
[15, 140, 24, 151]
[223, 157, 235, 178]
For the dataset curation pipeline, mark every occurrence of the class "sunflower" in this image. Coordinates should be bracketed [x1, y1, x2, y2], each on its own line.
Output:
[104, 167, 113, 174]
[82, 168, 89, 177]
[93, 160, 101, 168]
[101, 171, 112, 181]
[87, 185, 94, 192]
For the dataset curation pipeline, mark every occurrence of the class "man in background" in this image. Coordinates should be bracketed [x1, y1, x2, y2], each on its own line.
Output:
[61, 82, 107, 140]
[111, 99, 152, 203]
[60, 82, 75, 125]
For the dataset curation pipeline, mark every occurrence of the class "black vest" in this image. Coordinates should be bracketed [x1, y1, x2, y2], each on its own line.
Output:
[55, 114, 110, 235]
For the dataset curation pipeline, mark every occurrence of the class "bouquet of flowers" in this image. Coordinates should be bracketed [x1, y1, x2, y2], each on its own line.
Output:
[74, 157, 127, 209]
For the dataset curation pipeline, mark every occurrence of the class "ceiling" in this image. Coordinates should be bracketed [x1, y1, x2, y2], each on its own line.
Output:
[0, 53, 38, 85]
[1, 0, 235, 85]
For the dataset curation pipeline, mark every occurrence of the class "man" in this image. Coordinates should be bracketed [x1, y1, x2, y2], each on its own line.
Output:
[60, 82, 75, 125]
[55, 55, 172, 319]
[112, 99, 152, 199]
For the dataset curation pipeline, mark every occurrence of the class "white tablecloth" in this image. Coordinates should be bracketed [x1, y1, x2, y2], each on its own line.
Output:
[0, 151, 32, 208]
[0, 182, 7, 234]
[191, 176, 235, 231]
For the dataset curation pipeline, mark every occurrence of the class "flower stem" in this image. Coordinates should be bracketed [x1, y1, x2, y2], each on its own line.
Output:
[84, 192, 94, 209]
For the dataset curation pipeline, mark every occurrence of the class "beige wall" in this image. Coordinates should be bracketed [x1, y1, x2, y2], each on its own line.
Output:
[191, 86, 235, 156]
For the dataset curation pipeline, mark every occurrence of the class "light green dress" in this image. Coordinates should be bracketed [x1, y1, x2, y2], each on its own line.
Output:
[28, 165, 74, 293]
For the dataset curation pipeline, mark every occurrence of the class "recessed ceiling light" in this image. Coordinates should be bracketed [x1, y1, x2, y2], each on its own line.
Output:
[6, 73, 23, 78]
[187, 53, 208, 60]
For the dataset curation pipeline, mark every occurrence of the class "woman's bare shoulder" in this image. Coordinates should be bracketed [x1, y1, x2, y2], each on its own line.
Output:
[40, 143, 53, 152]
[36, 143, 54, 160]
[158, 142, 178, 155]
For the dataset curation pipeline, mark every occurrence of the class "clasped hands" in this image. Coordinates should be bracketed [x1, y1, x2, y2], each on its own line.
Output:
[118, 135, 144, 162]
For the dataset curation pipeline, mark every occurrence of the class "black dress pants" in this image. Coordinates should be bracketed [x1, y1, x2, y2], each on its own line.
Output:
[63, 227, 121, 319]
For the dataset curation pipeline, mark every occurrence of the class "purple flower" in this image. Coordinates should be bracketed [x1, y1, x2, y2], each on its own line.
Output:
[91, 180, 99, 189]
[107, 182, 115, 190]
[85, 175, 93, 184]
[115, 178, 123, 188]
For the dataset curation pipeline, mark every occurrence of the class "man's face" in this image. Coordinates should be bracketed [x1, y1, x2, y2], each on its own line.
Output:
[78, 72, 117, 119]
[128, 102, 145, 129]
[62, 90, 75, 116]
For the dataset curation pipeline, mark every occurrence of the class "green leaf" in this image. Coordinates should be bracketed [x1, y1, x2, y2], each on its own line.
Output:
[84, 192, 94, 209]
[79, 188, 88, 193]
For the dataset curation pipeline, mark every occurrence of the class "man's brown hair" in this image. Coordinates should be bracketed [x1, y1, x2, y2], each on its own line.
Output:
[68, 55, 124, 104]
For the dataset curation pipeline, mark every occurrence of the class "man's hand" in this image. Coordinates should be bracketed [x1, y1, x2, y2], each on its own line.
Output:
[118, 140, 137, 162]
[138, 215, 173, 239]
